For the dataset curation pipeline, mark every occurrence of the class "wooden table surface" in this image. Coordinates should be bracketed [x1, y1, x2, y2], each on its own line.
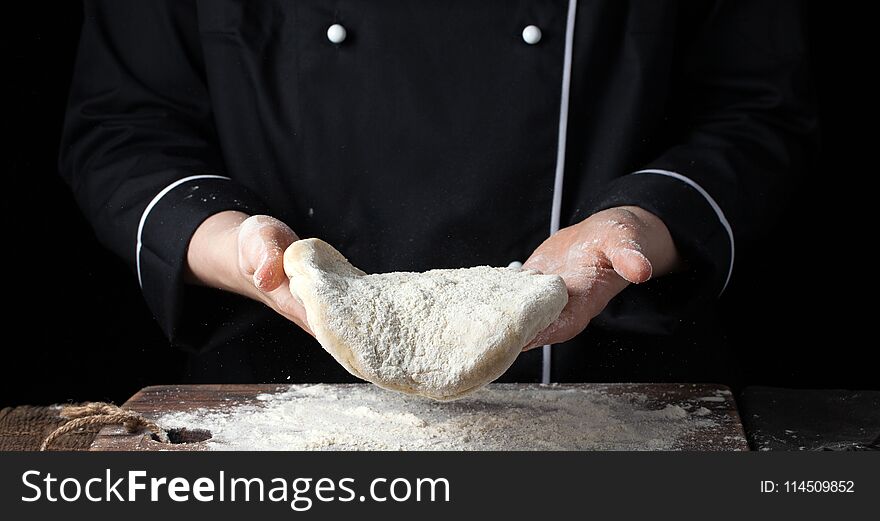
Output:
[91, 383, 749, 451]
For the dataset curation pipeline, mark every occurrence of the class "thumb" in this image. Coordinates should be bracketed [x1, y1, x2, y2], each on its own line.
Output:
[608, 246, 653, 284]
[238, 215, 298, 292]
[252, 243, 288, 292]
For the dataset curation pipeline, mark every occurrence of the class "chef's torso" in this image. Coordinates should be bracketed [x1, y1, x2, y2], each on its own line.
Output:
[196, 0, 682, 272]
[182, 1, 726, 384]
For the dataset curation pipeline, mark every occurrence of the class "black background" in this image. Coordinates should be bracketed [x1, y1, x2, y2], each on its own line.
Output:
[2, 2, 875, 407]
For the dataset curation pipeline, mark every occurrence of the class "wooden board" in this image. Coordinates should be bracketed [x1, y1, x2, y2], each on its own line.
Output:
[90, 383, 749, 451]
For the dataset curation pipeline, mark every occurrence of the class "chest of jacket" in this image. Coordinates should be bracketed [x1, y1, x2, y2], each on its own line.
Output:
[195, 0, 680, 272]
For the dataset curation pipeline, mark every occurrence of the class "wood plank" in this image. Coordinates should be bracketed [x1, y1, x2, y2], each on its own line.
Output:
[90, 383, 748, 451]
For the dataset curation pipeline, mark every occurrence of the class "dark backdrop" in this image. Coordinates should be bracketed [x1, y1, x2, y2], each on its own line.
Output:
[2, 2, 874, 407]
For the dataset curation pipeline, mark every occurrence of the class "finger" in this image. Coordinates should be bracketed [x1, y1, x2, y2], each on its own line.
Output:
[586, 205, 683, 279]
[523, 304, 581, 350]
[522, 253, 548, 273]
[524, 268, 630, 349]
[238, 215, 298, 292]
[523, 226, 579, 274]
[524, 294, 592, 350]
[253, 243, 287, 292]
[599, 219, 653, 283]
[608, 247, 653, 284]
[269, 285, 315, 336]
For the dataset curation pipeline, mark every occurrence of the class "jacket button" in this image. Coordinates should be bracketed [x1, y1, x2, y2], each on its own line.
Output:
[508, 261, 523, 269]
[327, 24, 347, 44]
[522, 25, 542, 45]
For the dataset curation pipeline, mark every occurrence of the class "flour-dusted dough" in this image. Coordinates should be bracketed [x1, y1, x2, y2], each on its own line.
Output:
[283, 239, 568, 400]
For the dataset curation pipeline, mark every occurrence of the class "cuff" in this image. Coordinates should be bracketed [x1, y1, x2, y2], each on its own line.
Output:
[136, 174, 269, 339]
[587, 169, 735, 297]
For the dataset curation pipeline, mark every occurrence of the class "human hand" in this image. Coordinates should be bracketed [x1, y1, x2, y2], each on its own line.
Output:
[186, 211, 313, 334]
[522, 206, 680, 349]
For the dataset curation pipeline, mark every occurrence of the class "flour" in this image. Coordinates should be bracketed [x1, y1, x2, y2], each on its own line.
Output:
[284, 239, 568, 400]
[156, 384, 719, 451]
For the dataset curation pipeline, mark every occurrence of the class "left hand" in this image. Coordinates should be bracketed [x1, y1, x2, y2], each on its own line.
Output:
[185, 211, 313, 335]
[523, 206, 681, 350]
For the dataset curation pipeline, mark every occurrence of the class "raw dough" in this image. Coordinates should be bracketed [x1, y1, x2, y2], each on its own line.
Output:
[283, 239, 568, 400]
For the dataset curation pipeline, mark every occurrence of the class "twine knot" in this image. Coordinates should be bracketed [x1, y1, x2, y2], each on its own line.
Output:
[40, 402, 169, 450]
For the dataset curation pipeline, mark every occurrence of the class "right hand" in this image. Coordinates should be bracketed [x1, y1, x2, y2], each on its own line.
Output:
[186, 211, 313, 335]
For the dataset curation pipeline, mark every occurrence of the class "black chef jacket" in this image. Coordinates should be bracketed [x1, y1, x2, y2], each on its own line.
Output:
[59, 1, 815, 384]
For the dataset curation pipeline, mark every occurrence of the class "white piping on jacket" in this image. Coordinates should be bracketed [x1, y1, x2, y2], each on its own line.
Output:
[632, 169, 735, 294]
[136, 174, 231, 287]
[544, 0, 578, 384]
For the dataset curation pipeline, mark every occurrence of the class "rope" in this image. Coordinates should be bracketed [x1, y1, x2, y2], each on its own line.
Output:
[40, 402, 169, 450]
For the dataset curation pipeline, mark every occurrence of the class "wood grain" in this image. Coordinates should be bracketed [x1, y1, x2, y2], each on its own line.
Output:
[90, 383, 748, 451]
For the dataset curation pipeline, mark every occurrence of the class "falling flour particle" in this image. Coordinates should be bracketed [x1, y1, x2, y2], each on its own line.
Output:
[156, 384, 719, 451]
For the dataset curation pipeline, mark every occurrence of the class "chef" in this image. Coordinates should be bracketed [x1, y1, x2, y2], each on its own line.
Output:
[59, 1, 815, 384]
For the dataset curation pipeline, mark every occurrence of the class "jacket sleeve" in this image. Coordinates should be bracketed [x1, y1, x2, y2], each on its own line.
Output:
[585, 0, 817, 329]
[58, 0, 268, 341]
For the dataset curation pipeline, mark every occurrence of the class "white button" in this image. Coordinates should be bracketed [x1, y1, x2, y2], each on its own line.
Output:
[508, 261, 523, 269]
[327, 24, 347, 44]
[522, 25, 542, 45]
